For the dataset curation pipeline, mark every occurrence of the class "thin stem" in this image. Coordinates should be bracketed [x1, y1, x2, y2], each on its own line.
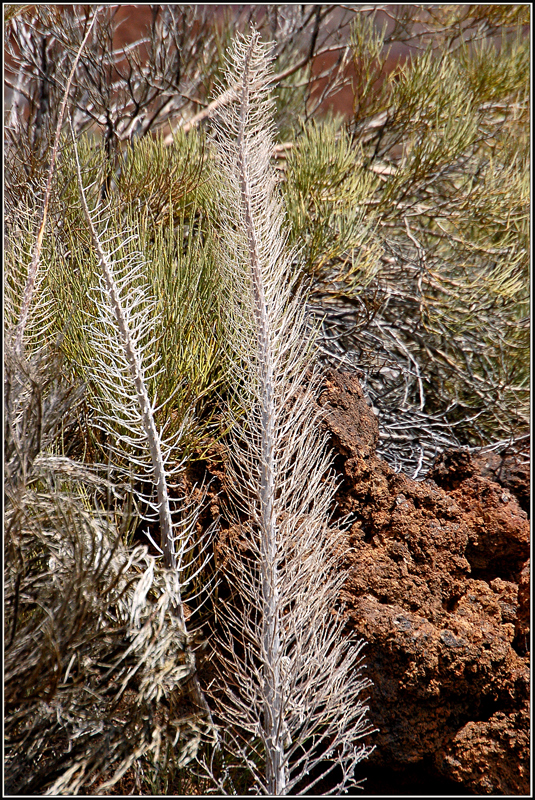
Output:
[237, 39, 285, 796]
[14, 10, 97, 354]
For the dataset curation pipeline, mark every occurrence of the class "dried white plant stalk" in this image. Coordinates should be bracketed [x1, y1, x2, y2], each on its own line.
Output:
[13, 11, 97, 355]
[207, 31, 375, 796]
[72, 136, 213, 726]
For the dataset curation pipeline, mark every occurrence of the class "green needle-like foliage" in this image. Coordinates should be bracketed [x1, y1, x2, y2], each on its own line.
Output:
[282, 10, 529, 458]
[283, 118, 382, 288]
[41, 131, 226, 460]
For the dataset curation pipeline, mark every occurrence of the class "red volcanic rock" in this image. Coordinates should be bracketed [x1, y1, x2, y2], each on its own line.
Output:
[439, 707, 530, 794]
[430, 449, 529, 578]
[317, 369, 530, 795]
[194, 369, 529, 795]
[432, 447, 530, 517]
[517, 558, 531, 650]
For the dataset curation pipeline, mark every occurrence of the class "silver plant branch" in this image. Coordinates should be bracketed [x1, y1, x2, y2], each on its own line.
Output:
[71, 133, 214, 727]
[238, 41, 284, 795]
[171, 47, 343, 140]
[208, 30, 375, 795]
[14, 10, 97, 354]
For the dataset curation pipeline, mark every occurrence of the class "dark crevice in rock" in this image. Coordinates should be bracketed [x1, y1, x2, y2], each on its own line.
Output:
[354, 760, 474, 796]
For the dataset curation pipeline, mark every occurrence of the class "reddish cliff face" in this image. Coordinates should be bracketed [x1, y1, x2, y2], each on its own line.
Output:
[316, 370, 529, 796]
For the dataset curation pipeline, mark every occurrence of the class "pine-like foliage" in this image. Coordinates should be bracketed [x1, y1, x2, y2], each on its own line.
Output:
[282, 8, 529, 470]
[204, 32, 374, 795]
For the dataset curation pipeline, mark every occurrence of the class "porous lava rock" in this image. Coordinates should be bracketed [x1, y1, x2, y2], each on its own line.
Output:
[317, 369, 530, 796]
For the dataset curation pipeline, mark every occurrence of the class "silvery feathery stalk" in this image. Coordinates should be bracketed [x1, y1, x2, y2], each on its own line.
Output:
[12, 12, 97, 356]
[72, 136, 213, 726]
[5, 15, 97, 482]
[207, 32, 375, 795]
